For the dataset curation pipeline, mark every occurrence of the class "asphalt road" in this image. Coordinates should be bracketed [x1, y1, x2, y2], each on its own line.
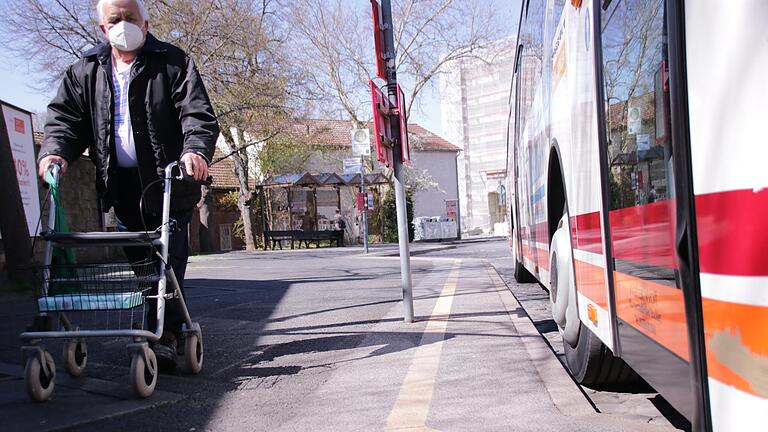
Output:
[0, 239, 688, 431]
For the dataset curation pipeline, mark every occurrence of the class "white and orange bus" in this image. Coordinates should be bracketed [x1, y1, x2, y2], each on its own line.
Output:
[507, 0, 767, 430]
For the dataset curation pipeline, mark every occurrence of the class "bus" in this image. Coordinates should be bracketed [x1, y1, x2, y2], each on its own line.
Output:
[506, 1, 767, 430]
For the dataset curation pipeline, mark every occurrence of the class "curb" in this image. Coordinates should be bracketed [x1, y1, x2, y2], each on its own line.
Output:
[483, 261, 597, 418]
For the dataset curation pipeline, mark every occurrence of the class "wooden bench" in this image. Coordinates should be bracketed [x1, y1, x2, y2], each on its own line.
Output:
[264, 230, 344, 250]
[264, 230, 295, 250]
[293, 230, 344, 248]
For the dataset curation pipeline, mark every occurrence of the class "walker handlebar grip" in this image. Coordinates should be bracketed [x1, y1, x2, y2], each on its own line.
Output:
[177, 162, 213, 186]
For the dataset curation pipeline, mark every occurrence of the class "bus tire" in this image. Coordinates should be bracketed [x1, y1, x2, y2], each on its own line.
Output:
[564, 323, 643, 388]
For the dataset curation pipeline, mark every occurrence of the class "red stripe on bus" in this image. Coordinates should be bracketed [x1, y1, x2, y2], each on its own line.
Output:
[571, 212, 604, 253]
[520, 188, 768, 277]
[696, 188, 768, 276]
[609, 201, 677, 269]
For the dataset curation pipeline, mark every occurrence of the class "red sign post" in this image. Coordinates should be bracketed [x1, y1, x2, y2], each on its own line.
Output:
[370, 0, 414, 322]
[370, 1, 387, 80]
[370, 80, 393, 167]
[369, 81, 410, 165]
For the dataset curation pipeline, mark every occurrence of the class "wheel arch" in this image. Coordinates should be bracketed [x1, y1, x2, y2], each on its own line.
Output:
[547, 140, 569, 244]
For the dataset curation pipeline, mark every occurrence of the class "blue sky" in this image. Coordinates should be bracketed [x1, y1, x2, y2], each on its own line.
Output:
[0, 0, 522, 137]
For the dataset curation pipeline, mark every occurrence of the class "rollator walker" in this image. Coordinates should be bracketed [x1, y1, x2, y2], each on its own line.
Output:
[20, 161, 205, 400]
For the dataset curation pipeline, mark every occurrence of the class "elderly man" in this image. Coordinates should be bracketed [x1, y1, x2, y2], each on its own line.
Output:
[37, 0, 219, 370]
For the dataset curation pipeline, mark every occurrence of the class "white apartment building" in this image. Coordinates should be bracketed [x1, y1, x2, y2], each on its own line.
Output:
[440, 40, 517, 236]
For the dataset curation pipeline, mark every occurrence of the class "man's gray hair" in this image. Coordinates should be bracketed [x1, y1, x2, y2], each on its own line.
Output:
[96, 0, 150, 24]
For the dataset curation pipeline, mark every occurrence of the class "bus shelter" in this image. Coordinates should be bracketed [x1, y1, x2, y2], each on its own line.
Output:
[260, 172, 389, 248]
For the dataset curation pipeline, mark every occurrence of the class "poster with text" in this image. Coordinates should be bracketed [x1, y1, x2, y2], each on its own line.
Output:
[2, 102, 41, 236]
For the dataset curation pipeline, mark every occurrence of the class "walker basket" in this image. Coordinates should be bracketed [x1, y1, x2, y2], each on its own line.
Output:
[35, 260, 160, 312]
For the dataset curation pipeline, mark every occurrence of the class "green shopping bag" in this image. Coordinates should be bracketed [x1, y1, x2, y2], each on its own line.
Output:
[43, 169, 79, 294]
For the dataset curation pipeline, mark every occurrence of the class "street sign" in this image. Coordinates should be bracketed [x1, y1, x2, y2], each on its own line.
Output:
[343, 157, 362, 174]
[351, 128, 371, 157]
[367, 192, 375, 210]
[636, 133, 650, 152]
[1, 102, 40, 236]
[370, 80, 393, 167]
[370, 0, 387, 80]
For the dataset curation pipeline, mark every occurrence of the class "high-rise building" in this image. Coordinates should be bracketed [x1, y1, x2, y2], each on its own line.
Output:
[440, 39, 517, 235]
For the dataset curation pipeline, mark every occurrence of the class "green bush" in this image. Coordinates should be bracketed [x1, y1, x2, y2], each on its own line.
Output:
[383, 188, 414, 243]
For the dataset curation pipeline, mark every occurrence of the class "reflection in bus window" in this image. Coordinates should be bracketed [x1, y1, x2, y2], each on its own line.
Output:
[601, 0, 671, 210]
[601, 0, 678, 284]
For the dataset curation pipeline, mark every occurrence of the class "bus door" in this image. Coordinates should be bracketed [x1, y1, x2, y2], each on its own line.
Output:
[596, 0, 692, 418]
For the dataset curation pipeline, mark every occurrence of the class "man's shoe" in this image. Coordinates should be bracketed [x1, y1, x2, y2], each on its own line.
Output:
[153, 332, 178, 371]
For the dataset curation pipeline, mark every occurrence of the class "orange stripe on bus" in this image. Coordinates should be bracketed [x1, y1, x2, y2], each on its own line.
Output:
[573, 259, 608, 309]
[702, 299, 768, 399]
[613, 272, 690, 361]
[612, 272, 768, 399]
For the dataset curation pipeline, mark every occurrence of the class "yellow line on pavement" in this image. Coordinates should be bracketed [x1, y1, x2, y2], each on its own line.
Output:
[385, 260, 462, 432]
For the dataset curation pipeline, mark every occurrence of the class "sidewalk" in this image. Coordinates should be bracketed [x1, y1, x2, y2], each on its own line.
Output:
[0, 250, 679, 431]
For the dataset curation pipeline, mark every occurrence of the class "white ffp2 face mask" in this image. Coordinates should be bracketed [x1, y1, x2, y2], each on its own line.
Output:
[108, 21, 145, 52]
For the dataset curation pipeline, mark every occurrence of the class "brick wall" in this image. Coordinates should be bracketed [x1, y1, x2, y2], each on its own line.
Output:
[0, 156, 121, 273]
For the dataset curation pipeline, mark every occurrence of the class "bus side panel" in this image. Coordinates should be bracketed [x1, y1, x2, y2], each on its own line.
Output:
[561, 2, 614, 349]
[515, 0, 550, 283]
[685, 1, 768, 429]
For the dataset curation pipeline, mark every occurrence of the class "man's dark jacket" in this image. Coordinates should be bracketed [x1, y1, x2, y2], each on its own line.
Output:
[40, 33, 220, 214]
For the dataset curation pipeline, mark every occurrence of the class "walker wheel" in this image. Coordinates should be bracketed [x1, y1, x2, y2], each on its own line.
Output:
[130, 348, 157, 398]
[63, 339, 87, 377]
[25, 350, 56, 402]
[185, 333, 203, 374]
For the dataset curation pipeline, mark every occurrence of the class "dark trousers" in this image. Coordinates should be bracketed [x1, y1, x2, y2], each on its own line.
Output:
[112, 168, 192, 335]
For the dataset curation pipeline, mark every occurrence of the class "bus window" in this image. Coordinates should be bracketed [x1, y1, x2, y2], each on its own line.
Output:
[602, 0, 670, 211]
[600, 0, 689, 361]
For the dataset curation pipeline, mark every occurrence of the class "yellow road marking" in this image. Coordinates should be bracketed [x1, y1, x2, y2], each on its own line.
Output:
[385, 260, 461, 431]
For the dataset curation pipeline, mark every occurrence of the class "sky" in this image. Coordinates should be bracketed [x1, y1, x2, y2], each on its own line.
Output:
[0, 0, 523, 137]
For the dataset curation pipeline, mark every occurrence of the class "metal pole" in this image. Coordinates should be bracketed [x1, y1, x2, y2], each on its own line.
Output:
[381, 0, 414, 322]
[361, 156, 369, 254]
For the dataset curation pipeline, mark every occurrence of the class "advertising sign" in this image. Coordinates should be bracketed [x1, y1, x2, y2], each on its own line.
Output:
[446, 199, 458, 221]
[357, 192, 365, 211]
[2, 102, 40, 236]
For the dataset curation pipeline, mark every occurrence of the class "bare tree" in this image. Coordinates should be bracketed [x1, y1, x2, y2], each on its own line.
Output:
[0, 0, 299, 251]
[0, 0, 101, 89]
[286, 0, 507, 124]
[285, 0, 507, 197]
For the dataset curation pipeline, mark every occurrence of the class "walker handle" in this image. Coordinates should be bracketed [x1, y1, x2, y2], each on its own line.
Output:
[177, 161, 213, 186]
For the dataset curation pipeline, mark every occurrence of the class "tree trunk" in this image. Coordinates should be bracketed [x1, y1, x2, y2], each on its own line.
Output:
[220, 126, 257, 251]
[197, 185, 214, 252]
[0, 116, 34, 288]
[238, 195, 256, 251]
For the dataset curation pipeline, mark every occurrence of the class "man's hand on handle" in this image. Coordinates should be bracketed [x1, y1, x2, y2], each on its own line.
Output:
[38, 155, 68, 178]
[180, 152, 208, 182]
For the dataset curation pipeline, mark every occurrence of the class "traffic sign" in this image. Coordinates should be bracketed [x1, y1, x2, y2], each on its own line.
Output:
[351, 128, 371, 157]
